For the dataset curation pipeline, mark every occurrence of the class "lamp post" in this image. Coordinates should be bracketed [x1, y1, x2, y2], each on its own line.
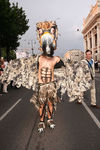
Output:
[31, 40, 36, 56]
[31, 40, 34, 56]
[27, 39, 36, 56]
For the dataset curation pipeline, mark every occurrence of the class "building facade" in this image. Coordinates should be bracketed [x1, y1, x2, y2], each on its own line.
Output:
[82, 0, 100, 61]
[65, 49, 84, 62]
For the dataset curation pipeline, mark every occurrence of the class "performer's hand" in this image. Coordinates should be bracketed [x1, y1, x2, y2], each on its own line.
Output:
[65, 53, 70, 60]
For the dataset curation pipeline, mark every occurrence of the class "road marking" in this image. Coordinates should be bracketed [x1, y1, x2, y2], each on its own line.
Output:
[82, 101, 100, 129]
[0, 98, 22, 121]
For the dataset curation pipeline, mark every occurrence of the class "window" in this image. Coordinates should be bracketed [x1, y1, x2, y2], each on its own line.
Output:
[95, 34, 97, 47]
[86, 40, 88, 49]
[90, 38, 92, 48]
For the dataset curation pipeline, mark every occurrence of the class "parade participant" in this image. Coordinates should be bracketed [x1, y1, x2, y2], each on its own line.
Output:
[0, 57, 8, 95]
[0, 58, 4, 96]
[0, 57, 5, 76]
[3, 59, 8, 93]
[30, 21, 65, 132]
[77, 49, 100, 108]
[98, 60, 100, 72]
[0, 21, 92, 133]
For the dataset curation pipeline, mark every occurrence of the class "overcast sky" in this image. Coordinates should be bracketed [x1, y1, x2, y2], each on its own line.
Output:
[10, 0, 96, 56]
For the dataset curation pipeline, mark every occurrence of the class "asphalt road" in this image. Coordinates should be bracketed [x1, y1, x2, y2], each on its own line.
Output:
[0, 73, 100, 150]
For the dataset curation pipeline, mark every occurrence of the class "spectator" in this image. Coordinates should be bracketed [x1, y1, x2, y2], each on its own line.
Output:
[0, 57, 8, 94]
[98, 61, 100, 73]
[77, 50, 100, 108]
[95, 61, 98, 70]
[0, 57, 4, 95]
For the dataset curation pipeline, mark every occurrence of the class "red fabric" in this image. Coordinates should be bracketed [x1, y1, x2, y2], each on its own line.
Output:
[0, 61, 5, 76]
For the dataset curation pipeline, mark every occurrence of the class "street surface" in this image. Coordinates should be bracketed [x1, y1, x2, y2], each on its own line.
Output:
[0, 73, 100, 150]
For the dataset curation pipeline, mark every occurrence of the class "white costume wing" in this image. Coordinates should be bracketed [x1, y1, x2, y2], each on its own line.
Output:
[0, 55, 39, 90]
[65, 59, 92, 102]
[54, 66, 67, 99]
[54, 58, 92, 101]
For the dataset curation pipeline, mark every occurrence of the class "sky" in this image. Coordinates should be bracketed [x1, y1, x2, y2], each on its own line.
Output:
[10, 0, 96, 56]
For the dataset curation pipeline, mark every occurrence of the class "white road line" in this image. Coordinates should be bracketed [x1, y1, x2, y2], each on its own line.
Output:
[0, 98, 22, 121]
[82, 101, 100, 129]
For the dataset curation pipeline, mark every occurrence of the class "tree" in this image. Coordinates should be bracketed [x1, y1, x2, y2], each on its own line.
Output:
[9, 50, 16, 60]
[0, 0, 29, 61]
[0, 0, 10, 57]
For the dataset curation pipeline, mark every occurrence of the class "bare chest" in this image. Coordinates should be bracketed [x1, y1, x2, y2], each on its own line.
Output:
[39, 57, 56, 69]
[38, 56, 57, 83]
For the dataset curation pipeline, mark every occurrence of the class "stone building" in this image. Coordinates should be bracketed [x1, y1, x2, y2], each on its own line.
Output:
[65, 49, 84, 62]
[82, 0, 100, 61]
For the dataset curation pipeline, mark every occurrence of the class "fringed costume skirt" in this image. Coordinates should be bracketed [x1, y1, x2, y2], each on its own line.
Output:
[30, 82, 60, 111]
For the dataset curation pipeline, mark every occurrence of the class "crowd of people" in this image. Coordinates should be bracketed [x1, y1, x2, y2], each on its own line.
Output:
[0, 19, 100, 134]
[0, 48, 100, 132]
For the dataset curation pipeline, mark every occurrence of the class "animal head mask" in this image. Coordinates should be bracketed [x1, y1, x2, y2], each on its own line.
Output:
[36, 21, 58, 56]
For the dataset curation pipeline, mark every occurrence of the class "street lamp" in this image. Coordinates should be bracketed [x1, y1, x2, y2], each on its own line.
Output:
[31, 40, 36, 56]
[27, 39, 36, 56]
[31, 40, 34, 55]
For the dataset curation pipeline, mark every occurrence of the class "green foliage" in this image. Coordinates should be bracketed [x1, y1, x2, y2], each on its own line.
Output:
[1, 48, 16, 60]
[9, 50, 16, 60]
[1, 48, 6, 59]
[0, 0, 29, 60]
[0, 0, 11, 46]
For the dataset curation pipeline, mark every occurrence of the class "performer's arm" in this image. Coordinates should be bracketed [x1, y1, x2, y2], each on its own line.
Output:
[54, 59, 65, 68]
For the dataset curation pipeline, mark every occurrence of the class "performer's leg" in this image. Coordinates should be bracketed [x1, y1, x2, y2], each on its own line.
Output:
[90, 80, 96, 106]
[77, 95, 83, 104]
[47, 101, 53, 119]
[3, 82, 8, 93]
[38, 104, 45, 133]
[39, 104, 45, 121]
[47, 100, 55, 129]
